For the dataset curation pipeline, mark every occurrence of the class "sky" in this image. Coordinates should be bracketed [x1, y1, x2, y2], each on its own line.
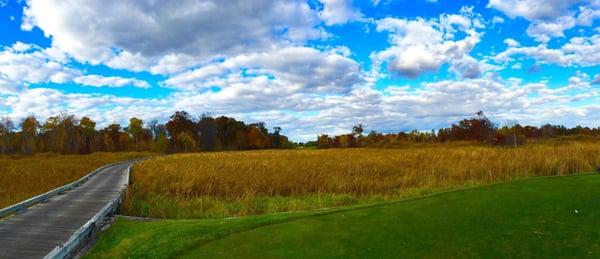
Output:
[1, 0, 600, 141]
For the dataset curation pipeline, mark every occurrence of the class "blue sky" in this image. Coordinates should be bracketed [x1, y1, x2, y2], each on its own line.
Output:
[1, 0, 600, 141]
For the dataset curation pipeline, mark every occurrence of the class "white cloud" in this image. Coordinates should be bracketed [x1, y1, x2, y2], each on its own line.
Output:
[449, 56, 496, 79]
[492, 16, 505, 24]
[21, 0, 325, 73]
[488, 0, 582, 21]
[504, 38, 520, 47]
[561, 35, 600, 65]
[73, 75, 150, 89]
[149, 54, 202, 75]
[525, 7, 600, 42]
[0, 43, 150, 92]
[489, 1, 600, 42]
[326, 45, 353, 57]
[0, 44, 78, 91]
[105, 51, 149, 73]
[496, 44, 572, 65]
[318, 0, 363, 25]
[496, 34, 600, 66]
[0, 78, 20, 94]
[372, 13, 482, 78]
[164, 46, 364, 93]
[10, 42, 35, 52]
[592, 74, 600, 84]
[2, 88, 168, 124]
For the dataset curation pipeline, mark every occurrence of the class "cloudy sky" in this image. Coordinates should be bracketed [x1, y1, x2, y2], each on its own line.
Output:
[1, 0, 600, 141]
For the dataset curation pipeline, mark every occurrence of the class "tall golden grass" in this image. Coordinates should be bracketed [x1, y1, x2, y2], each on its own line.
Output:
[124, 141, 600, 219]
[0, 152, 150, 208]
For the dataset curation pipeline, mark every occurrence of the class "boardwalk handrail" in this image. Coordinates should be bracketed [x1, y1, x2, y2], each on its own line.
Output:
[44, 164, 132, 259]
[0, 160, 133, 220]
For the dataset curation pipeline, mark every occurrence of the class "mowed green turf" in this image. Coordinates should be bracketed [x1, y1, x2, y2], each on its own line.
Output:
[87, 174, 600, 258]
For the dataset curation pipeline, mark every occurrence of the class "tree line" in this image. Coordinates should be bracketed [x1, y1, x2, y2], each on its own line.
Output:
[312, 111, 600, 148]
[0, 111, 292, 155]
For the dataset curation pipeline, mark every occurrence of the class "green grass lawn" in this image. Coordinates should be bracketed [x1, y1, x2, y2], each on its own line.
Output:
[87, 174, 600, 258]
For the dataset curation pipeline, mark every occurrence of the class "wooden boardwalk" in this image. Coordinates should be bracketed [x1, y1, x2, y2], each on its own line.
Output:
[0, 162, 133, 259]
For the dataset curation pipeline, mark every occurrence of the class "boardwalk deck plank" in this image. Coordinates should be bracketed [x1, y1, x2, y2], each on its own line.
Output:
[0, 162, 132, 259]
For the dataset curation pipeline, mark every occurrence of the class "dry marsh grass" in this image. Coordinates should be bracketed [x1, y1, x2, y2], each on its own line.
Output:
[125, 141, 600, 219]
[0, 152, 150, 208]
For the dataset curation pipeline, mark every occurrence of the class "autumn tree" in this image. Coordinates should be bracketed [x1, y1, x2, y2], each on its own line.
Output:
[197, 115, 216, 151]
[271, 127, 282, 148]
[20, 116, 39, 155]
[166, 111, 196, 152]
[105, 124, 123, 151]
[150, 121, 169, 152]
[79, 116, 96, 154]
[352, 124, 365, 146]
[248, 123, 269, 149]
[126, 117, 144, 151]
[40, 116, 59, 153]
[317, 134, 330, 148]
[352, 124, 364, 136]
[337, 134, 354, 148]
[177, 131, 196, 152]
[0, 117, 14, 154]
[59, 114, 79, 154]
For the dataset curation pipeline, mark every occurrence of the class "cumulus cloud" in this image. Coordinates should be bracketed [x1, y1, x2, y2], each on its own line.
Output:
[504, 38, 520, 47]
[0, 43, 150, 93]
[592, 74, 600, 84]
[449, 56, 496, 79]
[318, 0, 363, 25]
[489, 0, 600, 42]
[492, 16, 505, 24]
[371, 11, 483, 78]
[73, 75, 150, 89]
[164, 47, 364, 93]
[488, 0, 582, 21]
[2, 88, 168, 124]
[496, 34, 600, 66]
[21, 0, 326, 73]
[0, 43, 78, 92]
[496, 44, 571, 65]
[525, 7, 600, 42]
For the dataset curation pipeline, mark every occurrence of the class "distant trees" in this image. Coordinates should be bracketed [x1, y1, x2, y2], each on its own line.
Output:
[317, 134, 330, 148]
[0, 118, 14, 154]
[165, 111, 196, 152]
[314, 111, 600, 149]
[198, 115, 216, 151]
[0, 111, 290, 155]
[20, 116, 39, 155]
[437, 111, 495, 142]
[126, 117, 144, 151]
[7, 109, 600, 154]
[158, 111, 291, 152]
[79, 117, 96, 154]
[352, 124, 364, 137]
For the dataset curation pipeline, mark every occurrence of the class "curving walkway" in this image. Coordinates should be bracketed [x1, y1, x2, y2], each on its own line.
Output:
[0, 162, 133, 259]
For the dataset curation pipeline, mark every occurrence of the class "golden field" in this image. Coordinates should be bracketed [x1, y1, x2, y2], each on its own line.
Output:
[124, 140, 600, 219]
[0, 152, 150, 208]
